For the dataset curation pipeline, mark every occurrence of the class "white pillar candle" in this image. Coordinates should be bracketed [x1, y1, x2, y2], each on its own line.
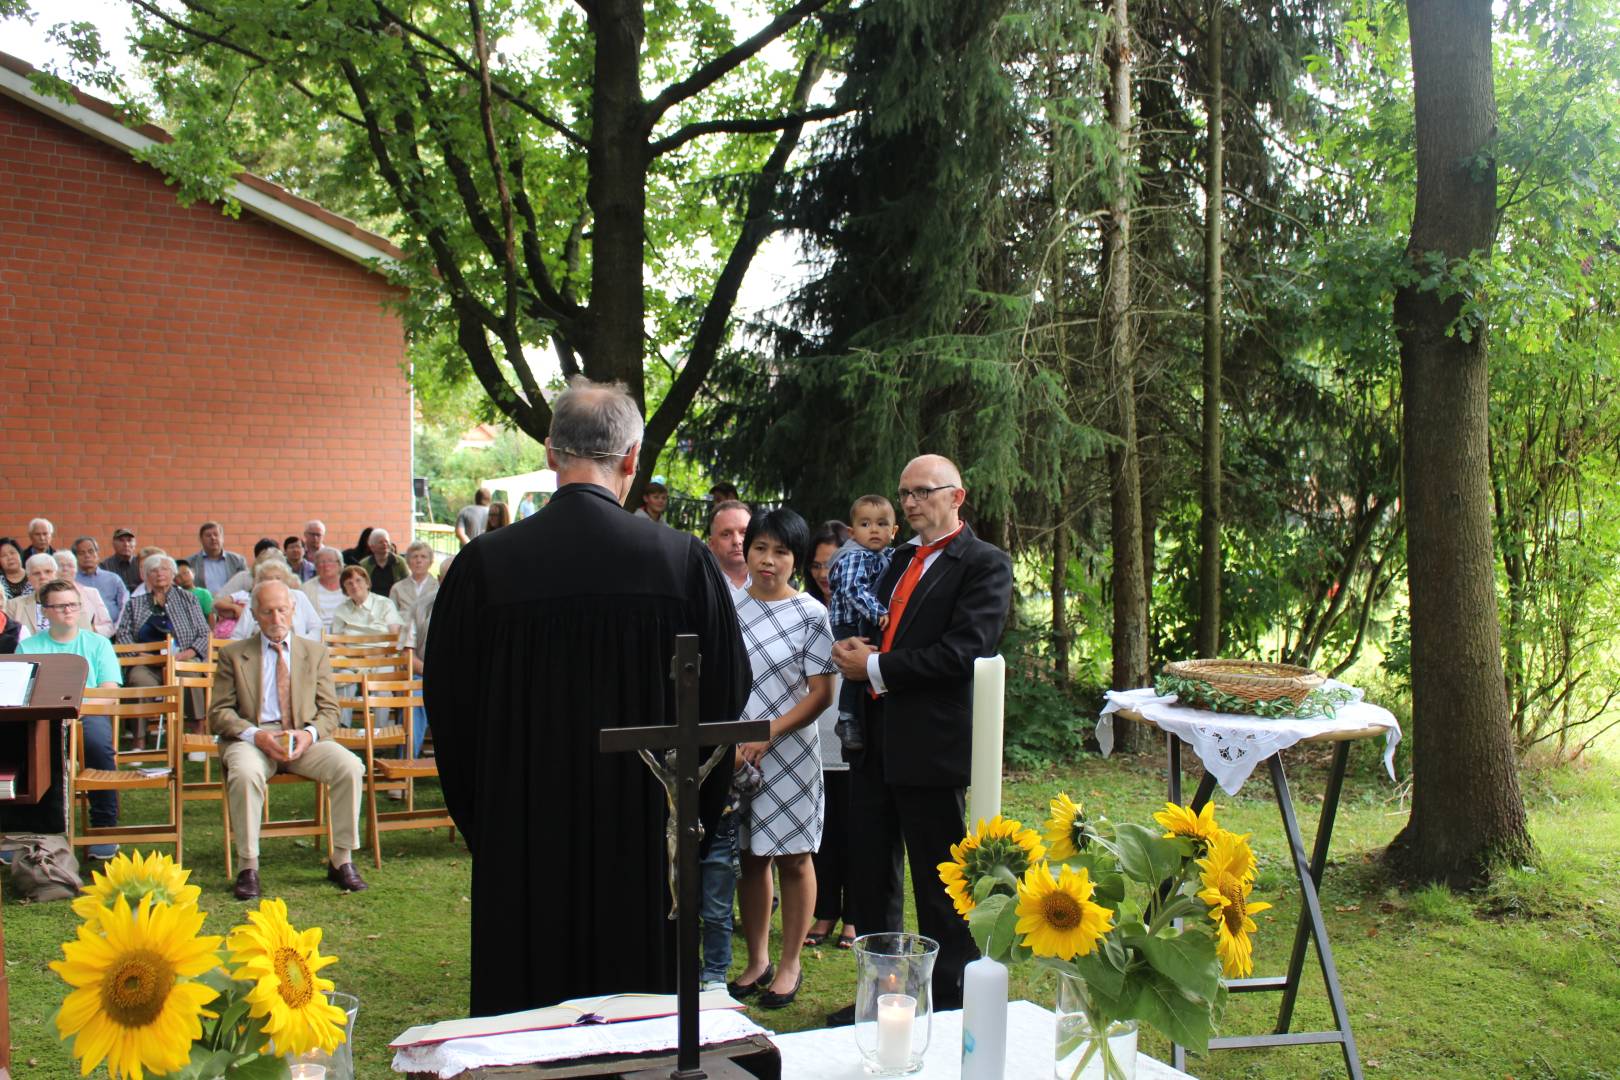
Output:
[961, 956, 1008, 1079]
[875, 992, 917, 1068]
[971, 655, 1006, 825]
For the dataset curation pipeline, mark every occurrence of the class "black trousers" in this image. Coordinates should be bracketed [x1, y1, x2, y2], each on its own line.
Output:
[812, 768, 855, 925]
[847, 698, 976, 1010]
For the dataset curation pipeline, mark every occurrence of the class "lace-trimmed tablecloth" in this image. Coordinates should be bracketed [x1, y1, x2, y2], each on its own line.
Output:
[1098, 683, 1401, 795]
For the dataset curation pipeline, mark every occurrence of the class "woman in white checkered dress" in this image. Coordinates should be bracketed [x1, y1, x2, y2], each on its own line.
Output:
[730, 510, 836, 1009]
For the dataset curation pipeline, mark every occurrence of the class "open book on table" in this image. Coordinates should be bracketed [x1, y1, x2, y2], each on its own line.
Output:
[389, 988, 746, 1048]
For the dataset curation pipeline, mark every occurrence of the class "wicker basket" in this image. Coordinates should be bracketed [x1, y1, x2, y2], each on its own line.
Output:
[1158, 659, 1324, 716]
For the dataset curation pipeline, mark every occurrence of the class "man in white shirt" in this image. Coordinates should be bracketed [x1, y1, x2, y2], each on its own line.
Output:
[210, 580, 368, 900]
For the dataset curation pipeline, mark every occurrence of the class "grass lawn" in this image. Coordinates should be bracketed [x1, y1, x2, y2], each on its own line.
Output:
[5, 739, 1619, 1078]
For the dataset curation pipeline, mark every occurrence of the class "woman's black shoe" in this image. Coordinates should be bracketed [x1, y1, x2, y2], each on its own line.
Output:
[726, 964, 774, 999]
[757, 970, 804, 1010]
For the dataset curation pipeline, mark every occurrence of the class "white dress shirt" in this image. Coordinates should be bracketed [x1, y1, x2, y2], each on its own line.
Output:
[236, 636, 319, 743]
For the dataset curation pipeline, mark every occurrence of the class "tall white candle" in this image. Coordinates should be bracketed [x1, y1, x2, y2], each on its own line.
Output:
[875, 992, 916, 1069]
[971, 655, 1006, 825]
[960, 956, 1008, 1079]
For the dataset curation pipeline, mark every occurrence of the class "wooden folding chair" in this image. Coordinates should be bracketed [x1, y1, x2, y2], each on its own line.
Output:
[323, 631, 401, 650]
[174, 656, 234, 871]
[359, 675, 455, 867]
[73, 685, 184, 864]
[112, 639, 176, 765]
[215, 751, 331, 880]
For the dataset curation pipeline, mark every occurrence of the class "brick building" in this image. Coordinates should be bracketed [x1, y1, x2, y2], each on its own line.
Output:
[0, 52, 410, 562]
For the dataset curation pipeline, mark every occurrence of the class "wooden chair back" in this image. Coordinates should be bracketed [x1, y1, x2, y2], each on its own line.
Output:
[359, 675, 453, 866]
[71, 684, 184, 863]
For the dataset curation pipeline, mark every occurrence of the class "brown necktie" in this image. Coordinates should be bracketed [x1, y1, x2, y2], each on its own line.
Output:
[274, 640, 292, 725]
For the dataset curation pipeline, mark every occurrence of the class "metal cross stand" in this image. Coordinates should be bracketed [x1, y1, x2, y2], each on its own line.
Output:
[599, 634, 770, 1080]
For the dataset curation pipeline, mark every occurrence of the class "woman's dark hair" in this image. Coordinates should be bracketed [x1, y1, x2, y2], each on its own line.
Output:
[743, 508, 810, 580]
[803, 522, 847, 605]
[344, 528, 375, 565]
[283, 535, 303, 551]
[487, 501, 512, 530]
[0, 537, 22, 561]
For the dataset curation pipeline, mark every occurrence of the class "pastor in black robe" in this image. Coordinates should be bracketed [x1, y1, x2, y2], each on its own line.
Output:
[424, 482, 750, 1017]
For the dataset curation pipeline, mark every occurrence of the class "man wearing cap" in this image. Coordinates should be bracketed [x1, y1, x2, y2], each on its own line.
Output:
[101, 528, 143, 590]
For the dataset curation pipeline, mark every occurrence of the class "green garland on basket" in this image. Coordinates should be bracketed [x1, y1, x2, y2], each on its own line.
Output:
[1154, 671, 1354, 720]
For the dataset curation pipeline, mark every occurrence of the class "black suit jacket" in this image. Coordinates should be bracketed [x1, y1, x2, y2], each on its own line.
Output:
[870, 522, 1013, 787]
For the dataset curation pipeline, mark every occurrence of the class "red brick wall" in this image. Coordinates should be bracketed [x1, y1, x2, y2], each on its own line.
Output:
[0, 94, 411, 563]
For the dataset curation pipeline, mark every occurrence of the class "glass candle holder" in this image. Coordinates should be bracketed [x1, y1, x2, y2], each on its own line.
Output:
[852, 932, 938, 1076]
[287, 990, 360, 1080]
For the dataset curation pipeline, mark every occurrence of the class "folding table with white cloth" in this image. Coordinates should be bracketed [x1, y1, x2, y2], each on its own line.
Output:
[1098, 683, 1401, 1080]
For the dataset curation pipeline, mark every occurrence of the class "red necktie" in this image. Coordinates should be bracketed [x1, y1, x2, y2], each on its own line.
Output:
[880, 526, 962, 653]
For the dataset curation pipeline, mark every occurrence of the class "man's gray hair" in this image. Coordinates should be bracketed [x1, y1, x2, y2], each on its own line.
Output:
[548, 376, 644, 471]
[29, 517, 52, 532]
[305, 519, 326, 533]
[313, 546, 344, 565]
[73, 535, 98, 553]
[25, 553, 57, 574]
[370, 528, 391, 543]
[142, 552, 178, 576]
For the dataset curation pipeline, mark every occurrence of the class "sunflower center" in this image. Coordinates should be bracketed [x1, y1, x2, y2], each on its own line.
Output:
[1219, 879, 1247, 932]
[1041, 890, 1084, 930]
[274, 946, 315, 1009]
[100, 949, 176, 1028]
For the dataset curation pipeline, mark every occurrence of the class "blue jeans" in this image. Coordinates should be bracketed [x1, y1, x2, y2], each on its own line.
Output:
[699, 809, 739, 983]
[81, 715, 118, 827]
[407, 705, 428, 758]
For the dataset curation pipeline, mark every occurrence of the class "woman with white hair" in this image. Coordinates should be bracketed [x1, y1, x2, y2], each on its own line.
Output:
[52, 551, 115, 636]
[2, 553, 59, 634]
[390, 540, 438, 654]
[301, 546, 347, 631]
[229, 557, 324, 640]
[113, 552, 212, 744]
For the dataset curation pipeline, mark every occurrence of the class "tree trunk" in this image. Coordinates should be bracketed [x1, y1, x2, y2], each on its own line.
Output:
[1102, 0, 1146, 748]
[1388, 0, 1533, 885]
[1196, 0, 1224, 659]
[1053, 510, 1072, 684]
[584, 0, 649, 405]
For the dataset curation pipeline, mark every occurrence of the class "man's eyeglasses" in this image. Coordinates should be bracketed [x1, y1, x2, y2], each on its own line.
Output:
[898, 484, 959, 503]
[43, 602, 80, 611]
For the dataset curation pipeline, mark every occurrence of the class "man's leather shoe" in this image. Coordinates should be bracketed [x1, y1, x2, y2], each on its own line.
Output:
[233, 869, 260, 901]
[326, 861, 369, 892]
[826, 1003, 856, 1028]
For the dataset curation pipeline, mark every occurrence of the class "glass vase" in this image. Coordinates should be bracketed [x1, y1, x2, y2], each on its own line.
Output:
[1053, 971, 1137, 1080]
[852, 932, 938, 1076]
[287, 990, 360, 1080]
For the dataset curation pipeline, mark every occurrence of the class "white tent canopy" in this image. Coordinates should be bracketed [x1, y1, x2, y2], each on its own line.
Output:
[480, 469, 558, 506]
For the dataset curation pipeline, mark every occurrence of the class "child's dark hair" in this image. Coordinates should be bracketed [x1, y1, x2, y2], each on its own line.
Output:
[850, 494, 894, 520]
[743, 508, 810, 579]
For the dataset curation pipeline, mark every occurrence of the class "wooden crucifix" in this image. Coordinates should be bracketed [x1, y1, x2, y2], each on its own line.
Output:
[600, 634, 769, 1080]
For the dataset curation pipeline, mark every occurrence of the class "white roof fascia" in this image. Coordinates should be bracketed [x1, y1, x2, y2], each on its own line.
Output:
[0, 64, 399, 271]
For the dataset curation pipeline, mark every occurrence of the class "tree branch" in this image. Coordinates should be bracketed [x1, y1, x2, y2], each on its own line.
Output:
[370, 0, 587, 147]
[649, 102, 851, 157]
[643, 0, 836, 126]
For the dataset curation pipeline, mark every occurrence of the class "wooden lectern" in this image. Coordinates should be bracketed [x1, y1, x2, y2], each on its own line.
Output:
[0, 653, 90, 1079]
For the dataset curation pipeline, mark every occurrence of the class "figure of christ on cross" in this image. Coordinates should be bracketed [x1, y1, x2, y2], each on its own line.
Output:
[602, 634, 770, 1080]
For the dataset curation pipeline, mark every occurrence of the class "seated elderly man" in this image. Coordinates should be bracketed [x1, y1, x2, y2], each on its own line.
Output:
[101, 527, 143, 590]
[52, 552, 115, 636]
[359, 528, 408, 599]
[189, 521, 247, 597]
[213, 538, 284, 624]
[211, 579, 368, 899]
[22, 517, 55, 560]
[228, 558, 323, 640]
[72, 536, 129, 624]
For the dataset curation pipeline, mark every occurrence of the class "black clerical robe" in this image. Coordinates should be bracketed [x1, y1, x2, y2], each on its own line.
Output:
[425, 483, 749, 1017]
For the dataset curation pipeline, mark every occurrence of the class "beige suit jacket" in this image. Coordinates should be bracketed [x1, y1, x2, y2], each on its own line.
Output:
[209, 634, 341, 740]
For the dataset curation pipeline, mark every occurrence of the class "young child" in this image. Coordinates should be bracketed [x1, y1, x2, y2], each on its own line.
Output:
[827, 495, 899, 751]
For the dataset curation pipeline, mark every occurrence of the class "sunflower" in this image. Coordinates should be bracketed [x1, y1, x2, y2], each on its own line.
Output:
[73, 850, 202, 923]
[938, 815, 1048, 918]
[1196, 831, 1272, 977]
[1042, 793, 1089, 860]
[228, 898, 348, 1057]
[50, 892, 223, 1079]
[1153, 800, 1221, 844]
[1014, 862, 1115, 961]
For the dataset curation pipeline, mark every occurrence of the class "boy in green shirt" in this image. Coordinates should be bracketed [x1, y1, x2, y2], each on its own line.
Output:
[18, 580, 122, 856]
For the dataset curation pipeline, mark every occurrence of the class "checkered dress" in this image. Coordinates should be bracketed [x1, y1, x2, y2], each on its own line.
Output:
[735, 591, 836, 856]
